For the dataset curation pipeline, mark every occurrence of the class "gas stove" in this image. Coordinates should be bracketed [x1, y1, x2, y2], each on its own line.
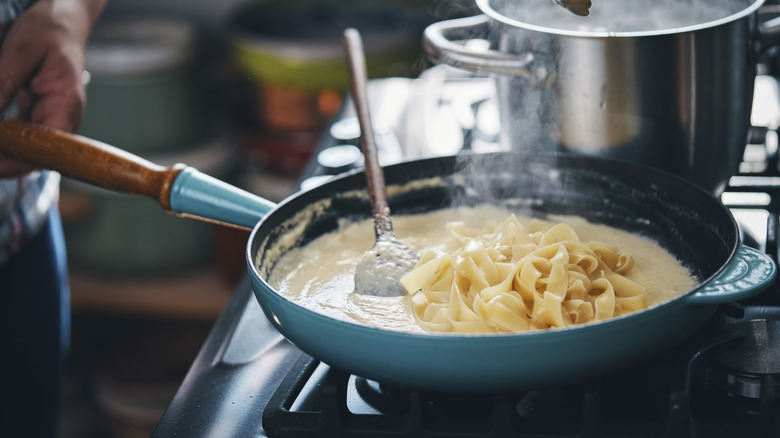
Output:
[152, 68, 780, 438]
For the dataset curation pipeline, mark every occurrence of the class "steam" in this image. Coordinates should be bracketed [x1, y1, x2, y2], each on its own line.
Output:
[446, 151, 567, 221]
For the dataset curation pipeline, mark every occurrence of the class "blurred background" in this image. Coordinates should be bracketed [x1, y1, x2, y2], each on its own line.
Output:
[57, 0, 475, 436]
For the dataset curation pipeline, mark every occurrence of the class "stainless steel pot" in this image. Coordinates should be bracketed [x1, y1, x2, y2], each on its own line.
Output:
[424, 0, 780, 194]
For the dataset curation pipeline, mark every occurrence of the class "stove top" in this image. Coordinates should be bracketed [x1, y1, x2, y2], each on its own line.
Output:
[152, 70, 780, 438]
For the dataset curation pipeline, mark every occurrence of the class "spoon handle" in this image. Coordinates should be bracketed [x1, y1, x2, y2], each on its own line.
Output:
[0, 117, 184, 212]
[343, 28, 394, 237]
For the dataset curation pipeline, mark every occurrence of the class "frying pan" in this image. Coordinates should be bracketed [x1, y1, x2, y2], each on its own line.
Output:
[0, 118, 774, 392]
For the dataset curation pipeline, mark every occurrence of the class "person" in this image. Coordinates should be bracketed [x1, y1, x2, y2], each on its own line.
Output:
[0, 0, 106, 436]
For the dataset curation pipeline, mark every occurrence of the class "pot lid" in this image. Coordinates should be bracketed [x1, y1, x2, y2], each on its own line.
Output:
[478, 0, 764, 37]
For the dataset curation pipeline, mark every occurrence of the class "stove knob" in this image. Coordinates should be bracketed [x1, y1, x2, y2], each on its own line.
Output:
[299, 175, 334, 191]
[329, 117, 361, 144]
[316, 144, 363, 174]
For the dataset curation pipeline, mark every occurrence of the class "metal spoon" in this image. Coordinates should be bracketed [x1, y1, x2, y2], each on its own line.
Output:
[552, 0, 592, 16]
[343, 28, 419, 297]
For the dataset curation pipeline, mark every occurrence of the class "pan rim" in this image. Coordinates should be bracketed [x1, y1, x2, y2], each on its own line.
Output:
[245, 151, 741, 341]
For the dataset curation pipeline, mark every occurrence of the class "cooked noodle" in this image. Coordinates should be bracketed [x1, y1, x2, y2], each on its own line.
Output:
[401, 215, 647, 333]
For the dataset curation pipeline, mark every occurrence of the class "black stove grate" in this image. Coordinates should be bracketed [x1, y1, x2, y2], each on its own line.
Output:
[264, 353, 603, 438]
[261, 304, 780, 438]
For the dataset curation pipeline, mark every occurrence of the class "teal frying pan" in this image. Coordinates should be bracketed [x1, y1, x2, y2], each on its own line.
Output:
[0, 118, 774, 392]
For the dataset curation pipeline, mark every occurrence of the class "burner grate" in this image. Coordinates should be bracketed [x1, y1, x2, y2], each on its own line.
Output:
[262, 354, 697, 438]
[261, 306, 780, 438]
[686, 305, 780, 438]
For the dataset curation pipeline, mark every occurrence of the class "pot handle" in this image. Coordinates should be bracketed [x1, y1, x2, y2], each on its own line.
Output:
[0, 117, 275, 231]
[423, 15, 551, 83]
[685, 244, 776, 305]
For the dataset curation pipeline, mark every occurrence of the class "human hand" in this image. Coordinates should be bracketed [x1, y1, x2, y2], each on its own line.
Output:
[0, 0, 105, 177]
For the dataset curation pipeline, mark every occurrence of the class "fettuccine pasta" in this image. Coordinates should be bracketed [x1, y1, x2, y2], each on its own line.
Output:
[400, 215, 648, 333]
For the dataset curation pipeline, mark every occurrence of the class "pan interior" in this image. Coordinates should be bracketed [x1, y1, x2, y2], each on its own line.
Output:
[252, 153, 737, 309]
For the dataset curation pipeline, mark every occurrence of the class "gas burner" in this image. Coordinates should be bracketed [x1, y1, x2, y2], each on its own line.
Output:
[261, 352, 695, 437]
[353, 377, 409, 415]
[708, 319, 780, 400]
[683, 305, 780, 437]
[263, 354, 594, 437]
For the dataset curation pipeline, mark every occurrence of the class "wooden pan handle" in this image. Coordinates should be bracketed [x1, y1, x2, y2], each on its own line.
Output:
[0, 117, 184, 212]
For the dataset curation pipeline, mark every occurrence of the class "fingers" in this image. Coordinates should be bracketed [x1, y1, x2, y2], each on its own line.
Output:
[0, 159, 38, 177]
[0, 37, 45, 178]
[0, 45, 85, 133]
[26, 52, 86, 132]
[0, 12, 49, 111]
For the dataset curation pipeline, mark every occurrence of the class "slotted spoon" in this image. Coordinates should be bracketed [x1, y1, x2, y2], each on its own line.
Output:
[343, 28, 419, 297]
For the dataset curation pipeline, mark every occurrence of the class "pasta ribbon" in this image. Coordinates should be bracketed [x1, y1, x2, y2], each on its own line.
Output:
[401, 215, 648, 333]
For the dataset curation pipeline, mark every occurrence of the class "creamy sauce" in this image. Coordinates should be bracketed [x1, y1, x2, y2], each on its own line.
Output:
[266, 205, 697, 334]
